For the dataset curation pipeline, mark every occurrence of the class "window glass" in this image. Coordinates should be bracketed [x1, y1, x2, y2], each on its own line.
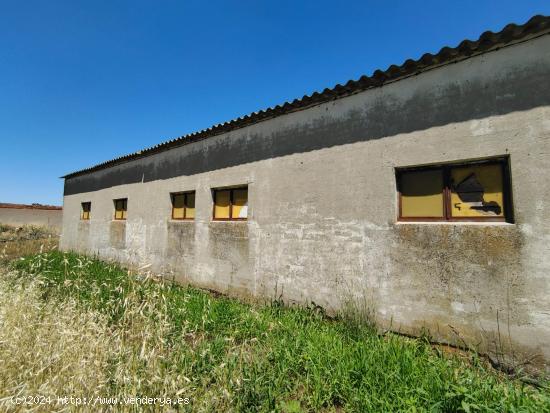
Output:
[171, 192, 195, 219]
[231, 188, 248, 219]
[172, 194, 185, 219]
[115, 199, 127, 220]
[400, 169, 444, 218]
[214, 190, 231, 219]
[213, 188, 247, 220]
[450, 164, 504, 217]
[185, 192, 196, 219]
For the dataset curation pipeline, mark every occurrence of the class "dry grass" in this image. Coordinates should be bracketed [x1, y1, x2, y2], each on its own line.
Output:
[0, 239, 58, 264]
[0, 272, 114, 412]
[0, 224, 59, 264]
[0, 262, 195, 412]
[0, 224, 57, 242]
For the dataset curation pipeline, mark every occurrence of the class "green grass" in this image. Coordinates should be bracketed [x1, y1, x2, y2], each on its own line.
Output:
[3, 251, 549, 412]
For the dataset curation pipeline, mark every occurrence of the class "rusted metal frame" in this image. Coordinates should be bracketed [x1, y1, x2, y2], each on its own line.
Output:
[443, 166, 451, 221]
[211, 191, 217, 221]
[229, 190, 234, 220]
[501, 160, 515, 224]
[398, 156, 507, 173]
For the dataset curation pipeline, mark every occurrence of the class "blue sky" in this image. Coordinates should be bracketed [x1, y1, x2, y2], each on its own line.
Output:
[1, 1, 548, 205]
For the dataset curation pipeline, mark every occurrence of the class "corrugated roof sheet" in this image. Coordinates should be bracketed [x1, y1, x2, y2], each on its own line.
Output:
[63, 14, 550, 179]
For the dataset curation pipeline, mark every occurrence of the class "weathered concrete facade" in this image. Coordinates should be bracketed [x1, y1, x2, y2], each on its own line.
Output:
[0, 204, 62, 231]
[61, 30, 550, 371]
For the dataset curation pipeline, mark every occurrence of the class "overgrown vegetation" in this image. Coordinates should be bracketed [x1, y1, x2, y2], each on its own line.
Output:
[0, 224, 58, 264]
[0, 249, 547, 413]
[0, 224, 57, 243]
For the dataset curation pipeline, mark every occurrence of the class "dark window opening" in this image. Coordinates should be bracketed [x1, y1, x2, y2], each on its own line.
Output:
[114, 198, 127, 220]
[81, 202, 91, 220]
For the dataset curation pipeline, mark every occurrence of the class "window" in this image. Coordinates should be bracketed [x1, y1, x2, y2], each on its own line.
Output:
[396, 157, 512, 222]
[114, 198, 127, 220]
[171, 191, 195, 220]
[213, 187, 248, 220]
[81, 202, 91, 220]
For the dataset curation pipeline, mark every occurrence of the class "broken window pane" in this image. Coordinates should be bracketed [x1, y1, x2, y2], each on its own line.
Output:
[450, 164, 504, 217]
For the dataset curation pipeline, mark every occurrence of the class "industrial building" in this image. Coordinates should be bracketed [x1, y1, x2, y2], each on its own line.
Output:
[61, 16, 550, 371]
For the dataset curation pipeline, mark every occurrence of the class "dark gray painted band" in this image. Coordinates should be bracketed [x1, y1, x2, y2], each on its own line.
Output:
[64, 62, 550, 196]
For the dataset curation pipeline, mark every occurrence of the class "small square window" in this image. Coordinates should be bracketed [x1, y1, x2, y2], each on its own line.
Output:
[81, 202, 91, 220]
[396, 157, 512, 222]
[171, 191, 195, 220]
[213, 187, 248, 220]
[114, 198, 127, 220]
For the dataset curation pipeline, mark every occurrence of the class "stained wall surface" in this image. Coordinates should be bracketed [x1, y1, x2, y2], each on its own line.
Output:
[61, 36, 550, 371]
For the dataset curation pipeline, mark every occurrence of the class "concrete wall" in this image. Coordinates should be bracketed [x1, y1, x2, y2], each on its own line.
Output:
[0, 207, 62, 231]
[61, 36, 550, 372]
